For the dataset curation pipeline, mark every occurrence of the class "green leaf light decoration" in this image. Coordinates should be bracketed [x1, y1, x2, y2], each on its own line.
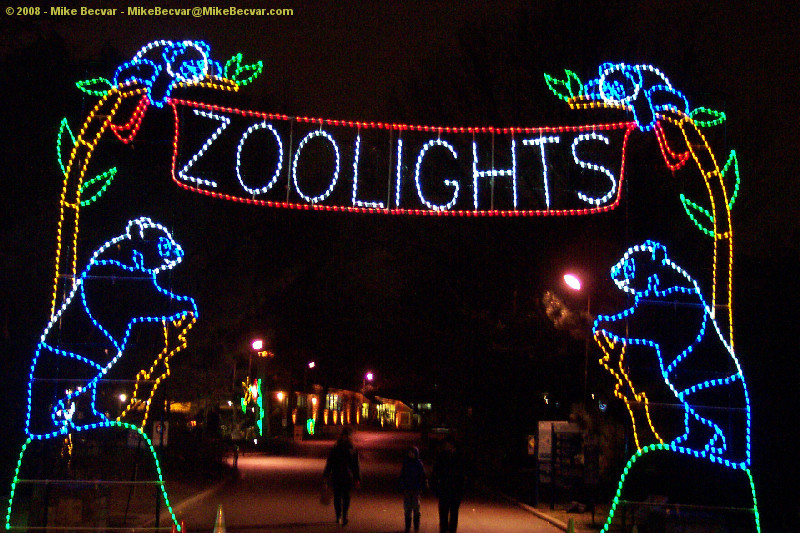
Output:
[544, 69, 583, 102]
[79, 167, 118, 206]
[680, 194, 715, 237]
[680, 149, 740, 237]
[224, 53, 264, 86]
[75, 77, 113, 96]
[689, 107, 727, 128]
[722, 149, 740, 210]
[56, 117, 76, 176]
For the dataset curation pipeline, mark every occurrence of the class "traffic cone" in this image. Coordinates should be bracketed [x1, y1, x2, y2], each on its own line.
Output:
[566, 517, 575, 533]
[213, 504, 226, 533]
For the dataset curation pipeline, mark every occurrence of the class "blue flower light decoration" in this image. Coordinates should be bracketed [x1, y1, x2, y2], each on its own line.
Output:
[583, 63, 690, 132]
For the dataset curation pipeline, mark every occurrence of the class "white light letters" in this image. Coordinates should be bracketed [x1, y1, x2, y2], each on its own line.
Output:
[351, 134, 385, 209]
[572, 132, 616, 206]
[178, 110, 230, 188]
[236, 121, 283, 196]
[414, 140, 460, 211]
[292, 130, 340, 204]
[172, 103, 628, 214]
[472, 140, 517, 210]
[522, 136, 560, 209]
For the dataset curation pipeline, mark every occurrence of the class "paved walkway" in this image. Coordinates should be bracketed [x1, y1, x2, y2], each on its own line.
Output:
[152, 436, 607, 533]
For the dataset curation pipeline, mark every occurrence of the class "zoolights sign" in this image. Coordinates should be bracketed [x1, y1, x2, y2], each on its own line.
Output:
[171, 101, 633, 215]
[8, 40, 757, 533]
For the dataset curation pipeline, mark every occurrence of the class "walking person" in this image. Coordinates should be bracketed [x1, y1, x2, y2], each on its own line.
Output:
[323, 427, 361, 526]
[430, 435, 466, 533]
[398, 446, 427, 533]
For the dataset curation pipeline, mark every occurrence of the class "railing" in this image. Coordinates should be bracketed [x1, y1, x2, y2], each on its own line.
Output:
[615, 498, 758, 533]
[7, 478, 173, 532]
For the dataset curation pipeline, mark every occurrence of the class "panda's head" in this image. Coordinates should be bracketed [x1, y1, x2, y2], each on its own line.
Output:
[121, 217, 184, 274]
[610, 240, 670, 296]
[112, 40, 217, 107]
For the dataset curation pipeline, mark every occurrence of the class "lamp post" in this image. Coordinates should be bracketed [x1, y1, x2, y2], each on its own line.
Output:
[118, 393, 127, 417]
[303, 361, 316, 392]
[250, 339, 263, 380]
[362, 371, 374, 393]
[564, 273, 591, 403]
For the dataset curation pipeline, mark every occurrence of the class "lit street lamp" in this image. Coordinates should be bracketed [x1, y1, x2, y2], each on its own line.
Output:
[563, 273, 582, 291]
[249, 339, 263, 380]
[362, 371, 374, 393]
[564, 273, 591, 403]
[303, 361, 316, 392]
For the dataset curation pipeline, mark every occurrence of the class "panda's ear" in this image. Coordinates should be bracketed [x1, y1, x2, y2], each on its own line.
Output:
[125, 217, 153, 241]
[649, 242, 668, 266]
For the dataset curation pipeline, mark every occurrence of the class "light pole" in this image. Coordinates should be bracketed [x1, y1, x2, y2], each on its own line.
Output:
[362, 371, 374, 393]
[303, 361, 316, 392]
[250, 339, 263, 380]
[564, 273, 591, 403]
[118, 393, 127, 417]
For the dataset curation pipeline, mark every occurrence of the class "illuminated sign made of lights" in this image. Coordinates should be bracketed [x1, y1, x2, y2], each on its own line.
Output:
[7, 40, 758, 532]
[169, 101, 634, 216]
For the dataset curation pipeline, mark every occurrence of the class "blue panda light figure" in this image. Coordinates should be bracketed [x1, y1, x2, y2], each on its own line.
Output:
[112, 40, 221, 107]
[582, 63, 690, 132]
[594, 240, 750, 468]
[593, 241, 760, 532]
[26, 217, 198, 438]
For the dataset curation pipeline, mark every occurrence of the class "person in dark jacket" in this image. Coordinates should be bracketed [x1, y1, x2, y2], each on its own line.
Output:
[323, 427, 361, 525]
[398, 446, 427, 532]
[430, 436, 465, 533]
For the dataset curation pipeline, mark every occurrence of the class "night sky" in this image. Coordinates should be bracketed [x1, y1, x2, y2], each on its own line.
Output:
[1, 2, 798, 529]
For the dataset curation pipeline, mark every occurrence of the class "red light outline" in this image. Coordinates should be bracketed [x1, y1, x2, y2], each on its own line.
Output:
[168, 98, 636, 217]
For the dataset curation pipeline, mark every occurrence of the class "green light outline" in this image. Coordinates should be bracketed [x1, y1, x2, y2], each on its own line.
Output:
[5, 423, 181, 531]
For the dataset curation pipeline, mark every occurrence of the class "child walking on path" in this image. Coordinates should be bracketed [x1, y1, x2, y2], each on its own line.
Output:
[398, 446, 427, 533]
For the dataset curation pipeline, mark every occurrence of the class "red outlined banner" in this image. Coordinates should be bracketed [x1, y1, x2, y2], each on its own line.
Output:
[169, 98, 636, 216]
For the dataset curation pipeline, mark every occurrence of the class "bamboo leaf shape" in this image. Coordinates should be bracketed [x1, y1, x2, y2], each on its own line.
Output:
[544, 69, 583, 102]
[79, 167, 118, 206]
[76, 77, 113, 96]
[56, 117, 76, 176]
[224, 53, 263, 86]
[689, 107, 726, 128]
[721, 149, 740, 210]
[680, 194, 715, 238]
